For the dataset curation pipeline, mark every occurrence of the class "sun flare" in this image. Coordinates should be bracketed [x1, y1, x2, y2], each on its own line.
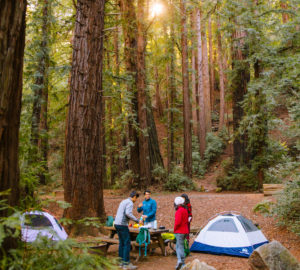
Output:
[150, 2, 164, 17]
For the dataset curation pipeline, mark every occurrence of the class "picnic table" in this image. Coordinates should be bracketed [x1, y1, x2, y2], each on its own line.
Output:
[99, 226, 169, 261]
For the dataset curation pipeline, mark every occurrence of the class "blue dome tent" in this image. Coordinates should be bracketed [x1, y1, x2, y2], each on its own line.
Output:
[190, 212, 268, 258]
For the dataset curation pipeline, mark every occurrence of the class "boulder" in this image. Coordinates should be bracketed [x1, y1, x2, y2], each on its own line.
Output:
[181, 259, 216, 270]
[249, 240, 300, 270]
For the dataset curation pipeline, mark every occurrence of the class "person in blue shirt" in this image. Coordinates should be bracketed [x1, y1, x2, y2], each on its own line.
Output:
[137, 190, 157, 228]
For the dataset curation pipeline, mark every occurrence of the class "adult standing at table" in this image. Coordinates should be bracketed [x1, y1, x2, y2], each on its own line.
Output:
[174, 196, 189, 270]
[137, 190, 157, 228]
[114, 191, 140, 270]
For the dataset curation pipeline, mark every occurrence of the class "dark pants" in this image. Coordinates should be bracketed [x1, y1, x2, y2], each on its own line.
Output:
[115, 225, 131, 264]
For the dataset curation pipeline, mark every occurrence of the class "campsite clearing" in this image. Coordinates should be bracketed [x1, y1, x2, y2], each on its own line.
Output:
[48, 190, 300, 270]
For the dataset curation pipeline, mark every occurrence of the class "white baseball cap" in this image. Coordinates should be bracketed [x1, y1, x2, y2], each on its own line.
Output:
[174, 197, 185, 206]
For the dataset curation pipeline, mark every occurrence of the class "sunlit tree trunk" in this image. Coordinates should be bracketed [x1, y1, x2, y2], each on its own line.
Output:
[63, 0, 106, 235]
[181, 0, 192, 177]
[119, 0, 140, 183]
[155, 67, 163, 118]
[217, 22, 225, 131]
[208, 16, 215, 112]
[167, 6, 176, 173]
[38, 0, 50, 185]
[201, 15, 212, 132]
[0, 0, 26, 250]
[191, 10, 200, 140]
[113, 23, 126, 182]
[196, 8, 206, 157]
[137, 0, 151, 187]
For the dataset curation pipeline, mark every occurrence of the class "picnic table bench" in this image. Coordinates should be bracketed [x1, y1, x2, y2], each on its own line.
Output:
[101, 226, 169, 261]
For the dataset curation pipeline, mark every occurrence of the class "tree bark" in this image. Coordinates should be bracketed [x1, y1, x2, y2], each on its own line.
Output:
[196, 8, 206, 157]
[181, 0, 192, 178]
[232, 29, 250, 168]
[38, 0, 50, 185]
[191, 10, 200, 141]
[119, 0, 140, 184]
[154, 67, 163, 118]
[63, 0, 106, 235]
[0, 0, 26, 250]
[201, 15, 212, 132]
[208, 16, 215, 112]
[167, 7, 176, 173]
[217, 22, 225, 131]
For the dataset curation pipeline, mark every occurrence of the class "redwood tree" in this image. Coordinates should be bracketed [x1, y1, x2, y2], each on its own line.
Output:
[0, 0, 27, 249]
[180, 0, 192, 177]
[63, 0, 106, 234]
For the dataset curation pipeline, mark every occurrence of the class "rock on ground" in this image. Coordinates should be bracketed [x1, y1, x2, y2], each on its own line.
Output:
[182, 259, 216, 270]
[249, 240, 300, 270]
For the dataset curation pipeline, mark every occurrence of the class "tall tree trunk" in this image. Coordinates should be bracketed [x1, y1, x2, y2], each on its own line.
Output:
[196, 8, 206, 157]
[154, 67, 163, 118]
[137, 0, 151, 187]
[119, 0, 140, 184]
[63, 0, 105, 235]
[201, 15, 212, 132]
[208, 16, 215, 112]
[38, 0, 50, 185]
[0, 0, 26, 250]
[217, 22, 225, 131]
[181, 0, 192, 177]
[191, 10, 200, 141]
[167, 8, 176, 173]
[232, 29, 250, 168]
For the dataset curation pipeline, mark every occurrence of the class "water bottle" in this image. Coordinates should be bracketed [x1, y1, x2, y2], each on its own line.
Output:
[154, 220, 157, 230]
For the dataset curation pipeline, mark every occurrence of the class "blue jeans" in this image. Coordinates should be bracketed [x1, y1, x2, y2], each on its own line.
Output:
[175, 233, 185, 266]
[115, 225, 131, 264]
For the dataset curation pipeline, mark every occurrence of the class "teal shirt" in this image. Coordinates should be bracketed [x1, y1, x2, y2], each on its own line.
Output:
[137, 198, 157, 223]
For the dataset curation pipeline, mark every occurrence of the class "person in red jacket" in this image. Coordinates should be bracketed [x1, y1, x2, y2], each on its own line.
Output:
[181, 193, 192, 243]
[174, 197, 189, 270]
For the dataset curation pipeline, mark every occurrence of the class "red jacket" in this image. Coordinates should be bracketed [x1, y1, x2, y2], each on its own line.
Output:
[174, 206, 189, 234]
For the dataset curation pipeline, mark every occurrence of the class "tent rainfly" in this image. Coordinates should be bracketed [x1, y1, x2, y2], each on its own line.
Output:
[21, 211, 68, 242]
[190, 212, 268, 258]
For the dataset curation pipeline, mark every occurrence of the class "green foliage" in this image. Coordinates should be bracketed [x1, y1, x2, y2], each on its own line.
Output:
[192, 133, 227, 176]
[273, 177, 300, 236]
[253, 200, 274, 216]
[0, 196, 116, 269]
[2, 238, 116, 270]
[217, 165, 259, 191]
[164, 166, 196, 191]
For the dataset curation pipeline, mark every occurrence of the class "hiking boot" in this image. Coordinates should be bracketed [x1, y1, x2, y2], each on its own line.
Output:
[122, 263, 138, 270]
[175, 262, 184, 270]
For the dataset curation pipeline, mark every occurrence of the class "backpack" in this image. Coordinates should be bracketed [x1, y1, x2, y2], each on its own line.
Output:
[136, 227, 151, 257]
[105, 216, 114, 227]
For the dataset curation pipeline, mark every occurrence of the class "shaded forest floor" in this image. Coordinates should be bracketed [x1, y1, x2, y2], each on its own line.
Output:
[47, 188, 300, 270]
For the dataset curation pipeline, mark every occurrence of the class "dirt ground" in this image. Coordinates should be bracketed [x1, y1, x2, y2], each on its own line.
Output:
[48, 188, 300, 270]
[103, 191, 300, 270]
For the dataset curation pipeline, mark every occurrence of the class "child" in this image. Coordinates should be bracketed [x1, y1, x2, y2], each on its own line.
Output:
[174, 197, 189, 270]
[181, 193, 192, 244]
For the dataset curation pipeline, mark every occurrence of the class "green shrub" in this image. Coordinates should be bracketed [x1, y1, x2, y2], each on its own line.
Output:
[0, 199, 116, 270]
[192, 133, 226, 176]
[217, 165, 258, 191]
[2, 238, 117, 270]
[272, 177, 300, 236]
[164, 166, 196, 191]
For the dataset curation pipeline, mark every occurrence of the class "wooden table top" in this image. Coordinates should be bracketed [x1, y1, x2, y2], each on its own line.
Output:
[104, 226, 169, 235]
